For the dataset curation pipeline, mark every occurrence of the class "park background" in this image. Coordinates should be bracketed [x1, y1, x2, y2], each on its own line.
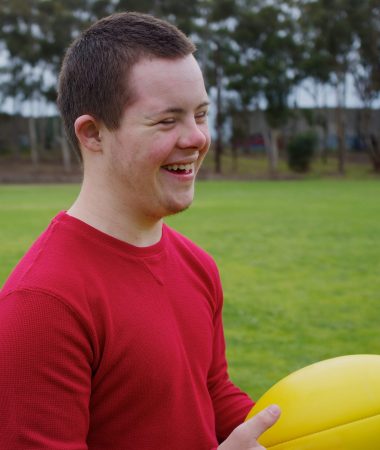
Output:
[1, 0, 380, 399]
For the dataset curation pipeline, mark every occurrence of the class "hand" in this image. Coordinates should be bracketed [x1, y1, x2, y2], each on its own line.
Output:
[217, 404, 281, 450]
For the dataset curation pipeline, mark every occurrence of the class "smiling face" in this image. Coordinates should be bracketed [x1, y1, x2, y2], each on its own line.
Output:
[99, 54, 210, 222]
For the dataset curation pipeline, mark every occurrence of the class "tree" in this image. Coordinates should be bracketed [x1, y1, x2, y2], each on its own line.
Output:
[0, 0, 110, 168]
[191, 0, 239, 173]
[350, 0, 380, 172]
[231, 1, 303, 175]
[115, 0, 199, 34]
[297, 1, 331, 164]
[1, 0, 46, 164]
[300, 0, 356, 175]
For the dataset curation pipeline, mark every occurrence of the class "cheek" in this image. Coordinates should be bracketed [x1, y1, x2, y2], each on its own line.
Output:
[200, 124, 211, 149]
[146, 134, 178, 162]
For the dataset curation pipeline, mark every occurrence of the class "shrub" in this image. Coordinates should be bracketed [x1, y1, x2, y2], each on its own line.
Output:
[287, 131, 317, 173]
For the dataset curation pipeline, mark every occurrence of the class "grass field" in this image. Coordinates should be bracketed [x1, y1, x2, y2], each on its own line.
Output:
[1, 179, 379, 401]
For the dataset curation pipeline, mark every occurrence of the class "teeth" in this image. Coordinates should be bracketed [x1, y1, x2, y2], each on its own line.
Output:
[164, 163, 193, 172]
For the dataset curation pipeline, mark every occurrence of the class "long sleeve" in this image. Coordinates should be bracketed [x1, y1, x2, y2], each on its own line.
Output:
[207, 280, 254, 443]
[1, 215, 252, 449]
[0, 289, 92, 449]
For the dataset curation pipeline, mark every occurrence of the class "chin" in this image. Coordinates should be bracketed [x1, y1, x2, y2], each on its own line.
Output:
[165, 202, 192, 217]
[163, 194, 194, 217]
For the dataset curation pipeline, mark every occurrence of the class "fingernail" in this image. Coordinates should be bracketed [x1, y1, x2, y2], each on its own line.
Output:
[267, 404, 281, 417]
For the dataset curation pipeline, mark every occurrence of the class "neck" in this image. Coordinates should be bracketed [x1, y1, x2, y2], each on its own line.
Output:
[68, 178, 163, 247]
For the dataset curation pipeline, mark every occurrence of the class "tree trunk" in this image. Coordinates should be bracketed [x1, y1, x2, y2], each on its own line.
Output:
[368, 134, 380, 173]
[231, 144, 238, 173]
[321, 117, 329, 165]
[60, 121, 72, 172]
[10, 114, 21, 161]
[38, 116, 49, 159]
[320, 88, 329, 164]
[214, 46, 223, 174]
[320, 102, 329, 165]
[28, 116, 39, 166]
[335, 80, 347, 175]
[361, 108, 380, 173]
[267, 128, 279, 175]
[335, 106, 346, 175]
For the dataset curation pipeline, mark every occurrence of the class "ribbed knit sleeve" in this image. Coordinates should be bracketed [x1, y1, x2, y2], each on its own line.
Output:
[1, 216, 254, 449]
[207, 267, 254, 444]
[0, 289, 92, 449]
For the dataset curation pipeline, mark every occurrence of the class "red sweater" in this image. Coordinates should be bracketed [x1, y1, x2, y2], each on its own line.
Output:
[0, 212, 253, 449]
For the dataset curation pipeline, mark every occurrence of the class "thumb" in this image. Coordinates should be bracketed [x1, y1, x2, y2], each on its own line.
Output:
[242, 404, 281, 441]
[238, 405, 281, 441]
[217, 405, 281, 450]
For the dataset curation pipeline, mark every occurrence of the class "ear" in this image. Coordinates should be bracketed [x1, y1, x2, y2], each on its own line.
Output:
[74, 115, 103, 153]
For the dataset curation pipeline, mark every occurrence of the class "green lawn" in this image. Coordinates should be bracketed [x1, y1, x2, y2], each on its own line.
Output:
[1, 180, 379, 401]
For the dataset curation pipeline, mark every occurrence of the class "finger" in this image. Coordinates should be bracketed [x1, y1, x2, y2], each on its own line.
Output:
[243, 404, 281, 441]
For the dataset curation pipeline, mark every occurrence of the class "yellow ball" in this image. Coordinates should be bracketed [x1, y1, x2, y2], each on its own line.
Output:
[245, 355, 380, 449]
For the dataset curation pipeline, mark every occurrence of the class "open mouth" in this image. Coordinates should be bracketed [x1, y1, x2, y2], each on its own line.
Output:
[162, 163, 194, 175]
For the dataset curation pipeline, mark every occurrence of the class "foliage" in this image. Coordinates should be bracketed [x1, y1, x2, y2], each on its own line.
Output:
[233, 3, 301, 126]
[286, 131, 317, 173]
[298, 0, 354, 174]
[192, 0, 240, 173]
[348, 0, 380, 172]
[0, 1, 86, 108]
[0, 0, 379, 173]
[350, 0, 380, 107]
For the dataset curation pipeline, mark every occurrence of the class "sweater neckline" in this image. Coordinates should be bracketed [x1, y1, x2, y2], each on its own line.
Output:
[55, 211, 167, 258]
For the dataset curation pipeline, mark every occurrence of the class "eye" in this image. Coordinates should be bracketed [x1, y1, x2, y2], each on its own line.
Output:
[195, 110, 209, 122]
[158, 118, 176, 125]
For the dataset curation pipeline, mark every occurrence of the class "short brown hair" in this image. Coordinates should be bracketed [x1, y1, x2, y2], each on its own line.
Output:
[57, 12, 196, 157]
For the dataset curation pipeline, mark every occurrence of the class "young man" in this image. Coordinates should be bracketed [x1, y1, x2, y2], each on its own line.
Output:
[0, 12, 279, 449]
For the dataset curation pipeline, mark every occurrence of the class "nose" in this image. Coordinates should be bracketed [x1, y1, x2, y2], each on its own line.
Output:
[177, 118, 209, 150]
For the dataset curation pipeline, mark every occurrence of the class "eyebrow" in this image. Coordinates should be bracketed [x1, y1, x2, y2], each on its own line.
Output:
[145, 101, 210, 119]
